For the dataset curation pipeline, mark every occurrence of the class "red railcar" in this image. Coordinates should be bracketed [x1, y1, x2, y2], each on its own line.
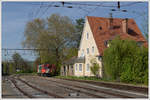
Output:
[37, 64, 56, 76]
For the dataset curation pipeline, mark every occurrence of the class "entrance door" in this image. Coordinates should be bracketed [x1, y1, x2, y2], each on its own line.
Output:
[71, 65, 74, 75]
[63, 66, 67, 76]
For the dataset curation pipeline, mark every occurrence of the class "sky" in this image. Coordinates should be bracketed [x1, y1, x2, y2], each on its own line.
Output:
[2, 1, 148, 61]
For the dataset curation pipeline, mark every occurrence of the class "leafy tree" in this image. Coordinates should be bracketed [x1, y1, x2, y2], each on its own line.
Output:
[103, 36, 148, 84]
[63, 47, 78, 60]
[33, 57, 41, 72]
[8, 62, 15, 74]
[90, 58, 100, 78]
[2, 61, 9, 75]
[12, 52, 23, 71]
[75, 18, 85, 47]
[23, 14, 80, 75]
[12, 52, 31, 73]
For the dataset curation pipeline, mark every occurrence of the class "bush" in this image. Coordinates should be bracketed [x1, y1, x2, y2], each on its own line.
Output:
[90, 59, 100, 78]
[103, 36, 148, 85]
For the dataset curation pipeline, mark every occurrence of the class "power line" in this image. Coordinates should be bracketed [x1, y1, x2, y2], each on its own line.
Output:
[61, 2, 143, 8]
[34, 2, 43, 18]
[39, 2, 55, 18]
[12, 2, 144, 8]
[2, 48, 52, 51]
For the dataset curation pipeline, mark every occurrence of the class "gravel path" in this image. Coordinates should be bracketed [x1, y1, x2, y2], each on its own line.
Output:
[2, 76, 27, 98]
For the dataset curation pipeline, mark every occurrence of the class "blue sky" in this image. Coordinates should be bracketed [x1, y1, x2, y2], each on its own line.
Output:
[2, 1, 148, 61]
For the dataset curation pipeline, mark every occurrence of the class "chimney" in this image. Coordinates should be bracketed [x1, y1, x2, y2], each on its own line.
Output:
[122, 18, 128, 33]
[108, 13, 113, 29]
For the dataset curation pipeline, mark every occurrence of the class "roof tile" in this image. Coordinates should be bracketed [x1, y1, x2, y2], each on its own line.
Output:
[87, 16, 147, 55]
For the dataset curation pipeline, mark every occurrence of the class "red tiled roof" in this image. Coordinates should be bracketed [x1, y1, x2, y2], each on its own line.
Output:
[87, 16, 148, 55]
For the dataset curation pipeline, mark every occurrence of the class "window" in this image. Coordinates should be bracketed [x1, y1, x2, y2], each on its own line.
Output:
[79, 64, 82, 71]
[87, 48, 89, 54]
[137, 41, 143, 47]
[75, 64, 78, 71]
[87, 64, 90, 71]
[99, 26, 102, 30]
[87, 32, 89, 39]
[81, 49, 84, 57]
[98, 56, 102, 61]
[92, 46, 94, 53]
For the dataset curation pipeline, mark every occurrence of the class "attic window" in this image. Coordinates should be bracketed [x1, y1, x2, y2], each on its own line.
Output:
[87, 32, 89, 39]
[113, 25, 120, 29]
[99, 26, 102, 30]
[132, 22, 135, 25]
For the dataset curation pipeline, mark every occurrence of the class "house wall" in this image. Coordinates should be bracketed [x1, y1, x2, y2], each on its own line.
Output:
[60, 65, 74, 76]
[77, 17, 102, 77]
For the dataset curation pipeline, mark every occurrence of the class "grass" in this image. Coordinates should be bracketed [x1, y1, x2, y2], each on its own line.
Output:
[55, 76, 114, 82]
[15, 71, 37, 76]
[54, 76, 148, 87]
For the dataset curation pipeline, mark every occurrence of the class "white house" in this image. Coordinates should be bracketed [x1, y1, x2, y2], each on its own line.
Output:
[61, 16, 147, 77]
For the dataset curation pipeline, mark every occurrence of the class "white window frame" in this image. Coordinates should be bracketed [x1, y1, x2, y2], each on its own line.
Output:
[87, 48, 89, 54]
[86, 64, 90, 72]
[87, 32, 89, 39]
[92, 46, 94, 53]
[79, 64, 82, 72]
[75, 64, 78, 71]
[81, 49, 84, 57]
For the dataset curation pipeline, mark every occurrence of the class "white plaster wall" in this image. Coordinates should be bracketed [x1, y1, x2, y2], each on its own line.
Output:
[77, 17, 102, 77]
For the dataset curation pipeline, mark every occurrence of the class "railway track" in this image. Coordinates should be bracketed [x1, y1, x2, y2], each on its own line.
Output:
[9, 75, 148, 98]
[19, 76, 100, 98]
[9, 76, 63, 98]
[39, 77, 133, 98]
[38, 76, 148, 98]
[62, 78, 148, 94]
[20, 75, 147, 98]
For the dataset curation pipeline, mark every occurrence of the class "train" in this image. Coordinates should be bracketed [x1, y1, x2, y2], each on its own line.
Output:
[37, 64, 57, 77]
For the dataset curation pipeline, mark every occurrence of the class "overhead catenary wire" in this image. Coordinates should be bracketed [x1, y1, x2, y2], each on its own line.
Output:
[12, 2, 144, 8]
[22, 1, 146, 20]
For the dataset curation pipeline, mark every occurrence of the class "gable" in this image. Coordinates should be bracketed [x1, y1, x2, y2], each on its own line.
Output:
[78, 17, 100, 57]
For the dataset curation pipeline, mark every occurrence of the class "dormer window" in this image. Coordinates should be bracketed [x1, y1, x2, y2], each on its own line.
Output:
[99, 26, 102, 30]
[87, 32, 89, 39]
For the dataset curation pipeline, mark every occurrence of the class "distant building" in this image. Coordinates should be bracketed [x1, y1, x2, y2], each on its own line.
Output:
[61, 16, 147, 77]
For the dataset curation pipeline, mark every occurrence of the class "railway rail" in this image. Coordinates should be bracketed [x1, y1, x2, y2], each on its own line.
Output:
[39, 77, 145, 98]
[19, 76, 98, 98]
[4, 75, 148, 98]
[61, 78, 148, 94]
[21, 75, 148, 98]
[8, 76, 63, 98]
